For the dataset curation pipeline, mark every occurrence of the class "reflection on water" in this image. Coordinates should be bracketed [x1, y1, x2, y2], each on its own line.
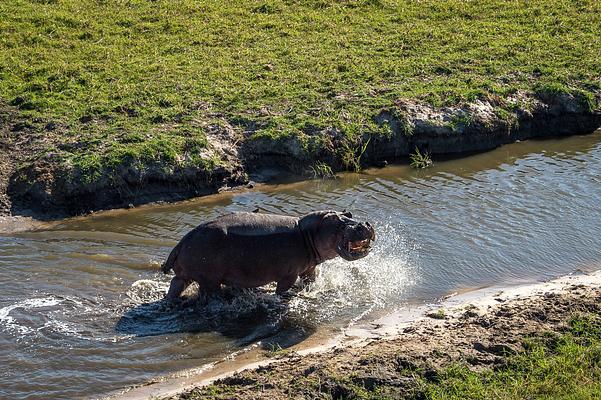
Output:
[1, 131, 601, 399]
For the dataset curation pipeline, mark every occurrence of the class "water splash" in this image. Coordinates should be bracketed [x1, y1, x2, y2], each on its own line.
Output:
[0, 297, 62, 335]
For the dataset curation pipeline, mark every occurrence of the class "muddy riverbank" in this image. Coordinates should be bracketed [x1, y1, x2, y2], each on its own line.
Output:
[153, 271, 601, 400]
[2, 91, 600, 219]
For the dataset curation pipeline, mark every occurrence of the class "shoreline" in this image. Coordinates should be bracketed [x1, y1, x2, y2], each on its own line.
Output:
[3, 93, 601, 220]
[105, 267, 601, 400]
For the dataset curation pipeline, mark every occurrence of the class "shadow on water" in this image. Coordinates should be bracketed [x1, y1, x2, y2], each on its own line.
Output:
[115, 286, 316, 349]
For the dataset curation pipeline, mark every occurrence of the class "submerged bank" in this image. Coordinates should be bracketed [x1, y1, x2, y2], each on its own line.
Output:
[3, 92, 601, 219]
[151, 271, 601, 400]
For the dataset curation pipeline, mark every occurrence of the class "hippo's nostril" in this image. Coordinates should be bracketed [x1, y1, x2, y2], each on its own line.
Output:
[365, 221, 371, 227]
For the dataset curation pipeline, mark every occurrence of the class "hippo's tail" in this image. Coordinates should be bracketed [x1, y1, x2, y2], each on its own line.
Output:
[161, 242, 181, 274]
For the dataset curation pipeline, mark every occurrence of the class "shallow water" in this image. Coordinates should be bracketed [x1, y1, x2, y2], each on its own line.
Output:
[2, 131, 601, 399]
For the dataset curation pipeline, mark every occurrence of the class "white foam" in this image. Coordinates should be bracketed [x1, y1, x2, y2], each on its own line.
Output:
[128, 279, 170, 303]
[300, 220, 416, 321]
[0, 297, 62, 335]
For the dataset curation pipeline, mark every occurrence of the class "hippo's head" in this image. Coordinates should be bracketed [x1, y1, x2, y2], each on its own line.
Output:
[302, 210, 375, 262]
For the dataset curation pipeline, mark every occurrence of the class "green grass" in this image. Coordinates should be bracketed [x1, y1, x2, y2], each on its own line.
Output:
[1, 0, 600, 181]
[265, 342, 293, 358]
[309, 161, 335, 178]
[414, 314, 601, 399]
[427, 308, 446, 319]
[410, 146, 432, 169]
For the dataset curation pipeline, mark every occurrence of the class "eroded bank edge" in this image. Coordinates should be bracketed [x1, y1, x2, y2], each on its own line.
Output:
[2, 91, 600, 219]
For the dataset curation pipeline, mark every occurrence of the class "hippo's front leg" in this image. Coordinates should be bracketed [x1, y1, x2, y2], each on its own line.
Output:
[275, 275, 298, 295]
[300, 267, 316, 284]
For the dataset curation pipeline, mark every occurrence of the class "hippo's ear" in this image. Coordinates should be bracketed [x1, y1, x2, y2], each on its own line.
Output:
[342, 210, 353, 218]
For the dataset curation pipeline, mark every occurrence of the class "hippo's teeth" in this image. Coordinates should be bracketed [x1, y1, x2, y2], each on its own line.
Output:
[349, 239, 370, 251]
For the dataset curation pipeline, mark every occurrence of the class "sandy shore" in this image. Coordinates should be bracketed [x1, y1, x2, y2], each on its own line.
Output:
[106, 269, 601, 399]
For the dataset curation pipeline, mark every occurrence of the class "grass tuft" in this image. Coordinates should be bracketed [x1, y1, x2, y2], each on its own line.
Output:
[410, 146, 432, 169]
[309, 161, 335, 179]
[427, 309, 446, 320]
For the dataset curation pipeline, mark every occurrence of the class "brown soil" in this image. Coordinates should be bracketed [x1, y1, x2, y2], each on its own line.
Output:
[2, 92, 600, 219]
[166, 280, 601, 399]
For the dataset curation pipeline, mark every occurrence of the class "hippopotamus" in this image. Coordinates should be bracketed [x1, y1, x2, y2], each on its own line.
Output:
[161, 210, 375, 299]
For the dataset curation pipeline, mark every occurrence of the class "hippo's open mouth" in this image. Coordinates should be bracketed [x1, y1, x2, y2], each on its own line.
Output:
[337, 223, 375, 261]
[348, 238, 371, 252]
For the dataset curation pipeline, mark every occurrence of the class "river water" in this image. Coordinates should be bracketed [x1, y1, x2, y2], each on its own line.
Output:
[1, 131, 601, 399]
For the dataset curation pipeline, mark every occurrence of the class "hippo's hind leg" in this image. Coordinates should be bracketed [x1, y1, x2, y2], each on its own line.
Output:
[196, 277, 220, 296]
[166, 276, 191, 300]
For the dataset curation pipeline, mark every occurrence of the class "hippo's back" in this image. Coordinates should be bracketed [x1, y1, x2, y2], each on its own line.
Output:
[170, 212, 307, 285]
[204, 212, 298, 236]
